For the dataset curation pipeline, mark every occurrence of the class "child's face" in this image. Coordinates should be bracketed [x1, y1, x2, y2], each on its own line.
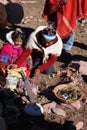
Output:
[15, 37, 23, 46]
[41, 37, 54, 47]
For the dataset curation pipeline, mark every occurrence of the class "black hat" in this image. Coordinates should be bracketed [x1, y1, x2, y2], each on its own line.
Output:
[5, 3, 24, 24]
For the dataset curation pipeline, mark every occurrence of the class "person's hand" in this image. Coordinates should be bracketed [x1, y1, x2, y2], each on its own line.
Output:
[58, 0, 68, 6]
[34, 69, 40, 76]
[7, 64, 18, 69]
[29, 64, 32, 70]
[47, 20, 53, 27]
[0, 62, 8, 74]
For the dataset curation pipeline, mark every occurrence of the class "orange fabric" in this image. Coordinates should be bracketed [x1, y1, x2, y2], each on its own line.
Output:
[42, 0, 87, 39]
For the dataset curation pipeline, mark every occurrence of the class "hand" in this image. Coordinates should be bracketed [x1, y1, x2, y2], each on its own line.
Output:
[59, 0, 68, 6]
[7, 64, 18, 69]
[47, 20, 53, 27]
[34, 69, 40, 76]
[29, 64, 32, 70]
[0, 62, 8, 74]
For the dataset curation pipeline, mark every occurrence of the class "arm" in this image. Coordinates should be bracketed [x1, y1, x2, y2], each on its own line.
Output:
[0, 44, 10, 74]
[15, 48, 32, 67]
[42, 0, 68, 25]
[38, 55, 57, 72]
[0, 44, 10, 62]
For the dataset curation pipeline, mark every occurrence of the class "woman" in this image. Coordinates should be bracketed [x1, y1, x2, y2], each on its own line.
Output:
[42, 0, 87, 52]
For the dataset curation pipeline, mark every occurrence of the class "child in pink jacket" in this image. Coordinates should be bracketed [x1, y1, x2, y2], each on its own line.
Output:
[0, 28, 32, 76]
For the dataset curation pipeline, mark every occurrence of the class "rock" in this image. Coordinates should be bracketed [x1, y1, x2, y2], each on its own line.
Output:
[52, 107, 66, 117]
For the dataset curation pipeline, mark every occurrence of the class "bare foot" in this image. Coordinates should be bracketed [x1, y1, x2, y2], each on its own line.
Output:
[74, 121, 83, 130]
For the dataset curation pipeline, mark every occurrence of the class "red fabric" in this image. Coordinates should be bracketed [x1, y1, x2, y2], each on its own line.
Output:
[15, 48, 58, 72]
[38, 55, 57, 72]
[42, 0, 87, 39]
[15, 48, 32, 67]
[42, 0, 60, 18]
[77, 0, 87, 18]
[25, 69, 31, 77]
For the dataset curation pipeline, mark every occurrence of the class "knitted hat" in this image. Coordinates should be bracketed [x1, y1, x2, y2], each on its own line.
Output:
[5, 3, 24, 24]
[42, 27, 56, 41]
[0, 3, 7, 28]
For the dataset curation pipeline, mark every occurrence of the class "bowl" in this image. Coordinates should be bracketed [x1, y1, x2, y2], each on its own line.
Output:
[53, 83, 84, 104]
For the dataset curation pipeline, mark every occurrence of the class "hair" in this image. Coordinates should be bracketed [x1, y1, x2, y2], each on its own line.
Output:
[12, 28, 25, 47]
[41, 27, 56, 41]
[42, 27, 56, 36]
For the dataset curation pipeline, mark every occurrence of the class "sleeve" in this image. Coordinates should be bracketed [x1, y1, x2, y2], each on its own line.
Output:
[38, 55, 57, 72]
[0, 44, 9, 62]
[42, 0, 60, 21]
[15, 48, 32, 67]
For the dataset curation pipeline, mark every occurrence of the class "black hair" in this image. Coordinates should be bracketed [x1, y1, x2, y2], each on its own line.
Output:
[42, 27, 56, 36]
[12, 29, 25, 48]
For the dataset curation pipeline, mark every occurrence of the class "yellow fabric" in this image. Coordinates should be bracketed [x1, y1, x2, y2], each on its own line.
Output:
[7, 67, 26, 78]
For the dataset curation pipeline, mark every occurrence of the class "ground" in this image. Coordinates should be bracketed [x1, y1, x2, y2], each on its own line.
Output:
[0, 0, 87, 130]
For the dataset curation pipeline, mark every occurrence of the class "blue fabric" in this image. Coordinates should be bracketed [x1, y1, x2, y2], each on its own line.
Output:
[63, 33, 75, 51]
[43, 34, 56, 41]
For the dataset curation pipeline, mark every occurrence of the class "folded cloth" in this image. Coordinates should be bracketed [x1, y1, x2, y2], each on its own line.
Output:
[79, 61, 87, 75]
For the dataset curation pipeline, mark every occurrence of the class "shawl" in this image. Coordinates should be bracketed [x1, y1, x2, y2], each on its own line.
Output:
[26, 26, 63, 63]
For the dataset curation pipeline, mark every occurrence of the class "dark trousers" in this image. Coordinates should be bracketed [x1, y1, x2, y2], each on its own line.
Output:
[33, 57, 54, 74]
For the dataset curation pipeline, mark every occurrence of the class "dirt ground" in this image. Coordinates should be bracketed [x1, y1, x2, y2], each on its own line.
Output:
[0, 0, 87, 130]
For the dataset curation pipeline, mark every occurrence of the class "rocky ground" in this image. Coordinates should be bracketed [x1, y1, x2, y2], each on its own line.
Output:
[0, 0, 87, 130]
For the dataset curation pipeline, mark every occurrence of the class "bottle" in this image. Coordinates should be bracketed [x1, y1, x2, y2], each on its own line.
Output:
[19, 71, 37, 103]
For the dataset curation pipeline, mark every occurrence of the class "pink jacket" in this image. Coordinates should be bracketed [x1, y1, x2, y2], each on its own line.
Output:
[0, 43, 26, 67]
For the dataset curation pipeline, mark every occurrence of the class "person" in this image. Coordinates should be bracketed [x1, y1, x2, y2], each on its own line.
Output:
[0, 0, 17, 5]
[0, 2, 24, 29]
[42, 0, 87, 54]
[10, 26, 63, 76]
[0, 28, 32, 77]
[0, 102, 6, 130]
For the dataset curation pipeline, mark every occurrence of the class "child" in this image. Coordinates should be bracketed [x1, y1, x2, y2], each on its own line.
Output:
[0, 28, 32, 76]
[14, 26, 63, 76]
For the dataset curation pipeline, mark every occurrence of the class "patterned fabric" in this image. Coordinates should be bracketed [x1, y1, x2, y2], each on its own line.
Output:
[0, 43, 26, 67]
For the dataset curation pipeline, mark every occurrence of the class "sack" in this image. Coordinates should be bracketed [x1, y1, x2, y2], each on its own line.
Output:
[5, 74, 18, 91]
